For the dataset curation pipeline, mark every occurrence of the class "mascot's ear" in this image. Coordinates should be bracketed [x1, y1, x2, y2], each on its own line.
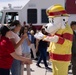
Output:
[61, 17, 69, 29]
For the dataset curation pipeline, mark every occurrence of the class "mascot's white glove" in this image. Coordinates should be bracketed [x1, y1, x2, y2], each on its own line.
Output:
[43, 35, 59, 43]
[34, 31, 45, 40]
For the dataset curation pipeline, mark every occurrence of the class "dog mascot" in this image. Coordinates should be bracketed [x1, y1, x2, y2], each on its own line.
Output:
[34, 4, 73, 75]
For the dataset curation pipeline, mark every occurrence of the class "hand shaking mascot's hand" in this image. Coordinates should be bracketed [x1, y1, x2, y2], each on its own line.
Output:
[34, 4, 73, 75]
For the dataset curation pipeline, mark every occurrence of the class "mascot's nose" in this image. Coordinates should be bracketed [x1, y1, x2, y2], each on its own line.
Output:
[45, 26, 48, 29]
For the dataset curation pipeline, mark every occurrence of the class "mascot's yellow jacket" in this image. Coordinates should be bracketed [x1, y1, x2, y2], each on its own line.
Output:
[48, 24, 73, 62]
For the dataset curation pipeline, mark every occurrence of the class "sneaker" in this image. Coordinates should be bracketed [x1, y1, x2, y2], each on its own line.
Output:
[34, 58, 38, 60]
[36, 64, 41, 68]
[45, 67, 52, 70]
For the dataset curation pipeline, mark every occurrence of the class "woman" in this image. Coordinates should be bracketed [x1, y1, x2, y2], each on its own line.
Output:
[36, 28, 51, 70]
[0, 26, 32, 75]
[9, 20, 30, 75]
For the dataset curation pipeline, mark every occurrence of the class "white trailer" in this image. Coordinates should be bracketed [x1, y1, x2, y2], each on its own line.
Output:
[0, 0, 76, 29]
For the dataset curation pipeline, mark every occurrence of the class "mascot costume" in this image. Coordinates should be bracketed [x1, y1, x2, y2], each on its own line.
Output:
[34, 4, 73, 75]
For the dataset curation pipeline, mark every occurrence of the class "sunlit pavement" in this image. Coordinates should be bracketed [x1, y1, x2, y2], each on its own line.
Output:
[23, 60, 73, 75]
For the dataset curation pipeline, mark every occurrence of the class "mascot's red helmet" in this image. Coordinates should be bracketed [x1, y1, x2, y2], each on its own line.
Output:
[46, 4, 69, 18]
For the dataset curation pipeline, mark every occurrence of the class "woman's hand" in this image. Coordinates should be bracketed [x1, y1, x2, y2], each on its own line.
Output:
[23, 58, 32, 64]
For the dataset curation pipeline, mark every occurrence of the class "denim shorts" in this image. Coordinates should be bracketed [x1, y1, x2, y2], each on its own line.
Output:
[11, 59, 21, 75]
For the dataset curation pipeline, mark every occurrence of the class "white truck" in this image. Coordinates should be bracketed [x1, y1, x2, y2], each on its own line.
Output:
[0, 0, 76, 29]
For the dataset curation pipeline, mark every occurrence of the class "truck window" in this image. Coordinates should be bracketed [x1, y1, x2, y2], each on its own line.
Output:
[41, 9, 49, 23]
[0, 12, 3, 24]
[27, 9, 37, 23]
[4, 12, 19, 24]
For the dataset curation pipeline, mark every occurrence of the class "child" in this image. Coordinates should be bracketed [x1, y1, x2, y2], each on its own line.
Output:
[20, 26, 31, 75]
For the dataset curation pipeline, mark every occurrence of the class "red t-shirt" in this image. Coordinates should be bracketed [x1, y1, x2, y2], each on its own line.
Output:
[0, 36, 15, 69]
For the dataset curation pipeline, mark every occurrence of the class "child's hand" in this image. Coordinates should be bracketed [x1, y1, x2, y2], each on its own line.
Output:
[22, 33, 28, 39]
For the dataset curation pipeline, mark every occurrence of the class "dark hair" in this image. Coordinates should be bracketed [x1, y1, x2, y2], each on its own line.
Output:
[10, 20, 21, 27]
[0, 26, 10, 36]
[24, 26, 28, 29]
[23, 21, 26, 25]
[70, 21, 76, 27]
[41, 28, 48, 35]
[19, 26, 28, 37]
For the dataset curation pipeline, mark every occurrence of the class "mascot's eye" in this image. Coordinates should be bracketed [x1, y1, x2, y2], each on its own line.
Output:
[49, 18, 54, 23]
[63, 19, 65, 21]
[52, 18, 54, 23]
[49, 18, 53, 23]
[50, 20, 51, 23]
